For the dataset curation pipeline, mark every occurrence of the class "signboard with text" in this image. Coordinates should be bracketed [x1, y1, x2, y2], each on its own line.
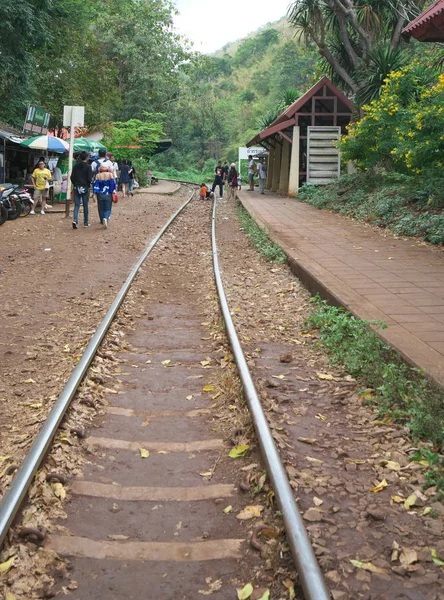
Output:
[238, 147, 264, 160]
[24, 106, 50, 134]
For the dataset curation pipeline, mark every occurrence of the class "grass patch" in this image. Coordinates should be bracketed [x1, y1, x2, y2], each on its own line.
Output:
[298, 172, 444, 245]
[307, 297, 444, 494]
[237, 204, 287, 263]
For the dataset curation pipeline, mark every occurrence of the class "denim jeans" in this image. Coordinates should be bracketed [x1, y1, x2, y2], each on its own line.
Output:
[97, 193, 112, 223]
[73, 188, 89, 225]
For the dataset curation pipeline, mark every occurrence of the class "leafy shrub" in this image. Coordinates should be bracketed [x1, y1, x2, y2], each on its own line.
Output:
[131, 157, 149, 187]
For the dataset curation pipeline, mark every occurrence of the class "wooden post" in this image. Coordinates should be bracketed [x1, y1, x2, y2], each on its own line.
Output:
[279, 139, 290, 194]
[266, 146, 274, 189]
[271, 143, 282, 192]
[288, 126, 300, 197]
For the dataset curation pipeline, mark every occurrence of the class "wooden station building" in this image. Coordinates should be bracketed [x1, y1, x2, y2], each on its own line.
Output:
[247, 76, 353, 196]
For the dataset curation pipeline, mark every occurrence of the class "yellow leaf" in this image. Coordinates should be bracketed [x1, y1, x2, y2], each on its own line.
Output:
[63, 344, 70, 352]
[0, 556, 15, 573]
[186, 395, 193, 400]
[283, 579, 295, 600]
[157, 450, 170, 454]
[223, 505, 233, 514]
[200, 359, 211, 366]
[229, 445, 250, 458]
[203, 385, 214, 392]
[24, 378, 35, 384]
[145, 360, 151, 364]
[382, 460, 401, 471]
[234, 307, 241, 312]
[431, 549, 444, 567]
[199, 472, 213, 477]
[51, 482, 66, 501]
[6, 593, 16, 600]
[272, 374, 286, 380]
[108, 534, 129, 540]
[139, 448, 150, 458]
[316, 372, 334, 380]
[237, 583, 253, 600]
[404, 493, 419, 510]
[30, 403, 42, 409]
[212, 392, 221, 400]
[371, 479, 388, 493]
[236, 505, 263, 520]
[391, 495, 405, 503]
[257, 591, 270, 600]
[359, 389, 374, 399]
[161, 360, 171, 365]
[350, 559, 387, 574]
[422, 507, 432, 516]
[315, 413, 327, 421]
[142, 417, 151, 427]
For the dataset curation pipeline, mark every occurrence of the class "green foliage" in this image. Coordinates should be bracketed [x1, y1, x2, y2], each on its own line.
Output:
[131, 157, 150, 187]
[298, 172, 444, 245]
[237, 205, 287, 263]
[307, 297, 444, 490]
[341, 63, 443, 175]
[102, 116, 164, 160]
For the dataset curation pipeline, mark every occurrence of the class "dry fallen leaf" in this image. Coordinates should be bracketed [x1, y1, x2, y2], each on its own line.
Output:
[237, 583, 253, 600]
[223, 505, 233, 514]
[371, 479, 388, 493]
[431, 549, 444, 567]
[229, 445, 250, 458]
[315, 413, 327, 421]
[382, 460, 400, 471]
[350, 559, 387, 574]
[272, 374, 286, 380]
[316, 372, 334, 381]
[161, 360, 171, 366]
[391, 495, 405, 503]
[283, 579, 295, 600]
[236, 505, 263, 520]
[257, 591, 270, 600]
[186, 395, 193, 400]
[399, 548, 417, 566]
[24, 378, 35, 384]
[51, 482, 66, 501]
[108, 534, 130, 540]
[199, 577, 223, 595]
[203, 385, 214, 392]
[0, 556, 15, 573]
[199, 472, 213, 478]
[139, 448, 150, 458]
[313, 497, 323, 506]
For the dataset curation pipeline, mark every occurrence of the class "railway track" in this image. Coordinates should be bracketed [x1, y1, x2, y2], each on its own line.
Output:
[0, 185, 329, 599]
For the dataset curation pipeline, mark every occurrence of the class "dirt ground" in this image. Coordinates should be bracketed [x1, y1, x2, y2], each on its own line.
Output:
[0, 190, 187, 499]
[0, 190, 443, 600]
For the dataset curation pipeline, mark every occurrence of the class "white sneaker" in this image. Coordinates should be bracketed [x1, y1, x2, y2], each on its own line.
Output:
[103, 218, 108, 229]
[40, 210, 45, 215]
[30, 210, 35, 215]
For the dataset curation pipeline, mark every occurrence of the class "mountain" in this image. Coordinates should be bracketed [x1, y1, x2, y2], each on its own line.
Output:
[151, 16, 318, 176]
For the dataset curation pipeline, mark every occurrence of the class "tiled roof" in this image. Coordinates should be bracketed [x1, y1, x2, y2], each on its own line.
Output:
[402, 0, 444, 35]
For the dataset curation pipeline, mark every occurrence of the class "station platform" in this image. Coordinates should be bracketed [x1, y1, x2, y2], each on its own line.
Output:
[238, 190, 444, 387]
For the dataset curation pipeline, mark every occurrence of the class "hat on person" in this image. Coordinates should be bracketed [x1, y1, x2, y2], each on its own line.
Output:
[99, 165, 111, 172]
[231, 163, 236, 167]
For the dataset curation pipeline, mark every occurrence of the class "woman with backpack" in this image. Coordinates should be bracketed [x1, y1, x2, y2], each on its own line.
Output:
[93, 165, 116, 229]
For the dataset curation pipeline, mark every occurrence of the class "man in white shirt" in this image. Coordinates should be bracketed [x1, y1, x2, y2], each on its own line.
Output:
[91, 149, 113, 174]
[257, 158, 267, 194]
[109, 154, 119, 182]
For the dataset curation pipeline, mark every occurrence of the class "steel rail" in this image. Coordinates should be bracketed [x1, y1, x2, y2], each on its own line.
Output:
[211, 199, 330, 600]
[0, 186, 196, 548]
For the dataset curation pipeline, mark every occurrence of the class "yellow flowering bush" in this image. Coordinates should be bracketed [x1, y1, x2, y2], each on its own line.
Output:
[341, 64, 444, 175]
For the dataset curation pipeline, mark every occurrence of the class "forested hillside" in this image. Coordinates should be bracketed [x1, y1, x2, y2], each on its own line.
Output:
[151, 19, 318, 176]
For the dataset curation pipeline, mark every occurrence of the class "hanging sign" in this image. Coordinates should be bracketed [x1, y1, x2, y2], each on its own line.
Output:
[24, 106, 51, 134]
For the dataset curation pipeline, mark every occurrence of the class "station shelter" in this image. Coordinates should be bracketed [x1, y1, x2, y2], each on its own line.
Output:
[247, 77, 353, 196]
[402, 0, 444, 42]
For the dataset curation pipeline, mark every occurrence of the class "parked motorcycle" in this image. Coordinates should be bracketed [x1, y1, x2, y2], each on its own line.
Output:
[0, 184, 23, 221]
[15, 188, 34, 216]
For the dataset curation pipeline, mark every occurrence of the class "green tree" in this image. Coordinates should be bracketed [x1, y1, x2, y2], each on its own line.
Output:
[288, 0, 429, 101]
[102, 116, 164, 160]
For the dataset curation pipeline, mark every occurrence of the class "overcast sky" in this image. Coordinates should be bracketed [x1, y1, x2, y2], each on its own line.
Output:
[174, 0, 292, 54]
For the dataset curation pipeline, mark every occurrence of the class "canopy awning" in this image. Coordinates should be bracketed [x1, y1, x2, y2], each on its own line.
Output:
[0, 130, 27, 144]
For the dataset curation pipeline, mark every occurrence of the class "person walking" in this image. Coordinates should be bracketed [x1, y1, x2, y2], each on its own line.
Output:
[211, 160, 224, 198]
[91, 149, 113, 174]
[257, 157, 267, 195]
[119, 159, 132, 198]
[109, 154, 119, 186]
[247, 154, 256, 191]
[93, 165, 116, 229]
[128, 161, 136, 196]
[227, 163, 238, 200]
[30, 159, 52, 214]
[70, 151, 93, 229]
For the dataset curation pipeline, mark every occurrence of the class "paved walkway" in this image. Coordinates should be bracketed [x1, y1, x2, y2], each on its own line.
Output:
[239, 191, 444, 387]
[146, 180, 181, 195]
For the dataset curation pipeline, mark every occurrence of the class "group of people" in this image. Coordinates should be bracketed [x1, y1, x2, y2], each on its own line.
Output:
[204, 155, 267, 201]
[70, 149, 137, 230]
[247, 154, 267, 194]
[208, 161, 240, 200]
